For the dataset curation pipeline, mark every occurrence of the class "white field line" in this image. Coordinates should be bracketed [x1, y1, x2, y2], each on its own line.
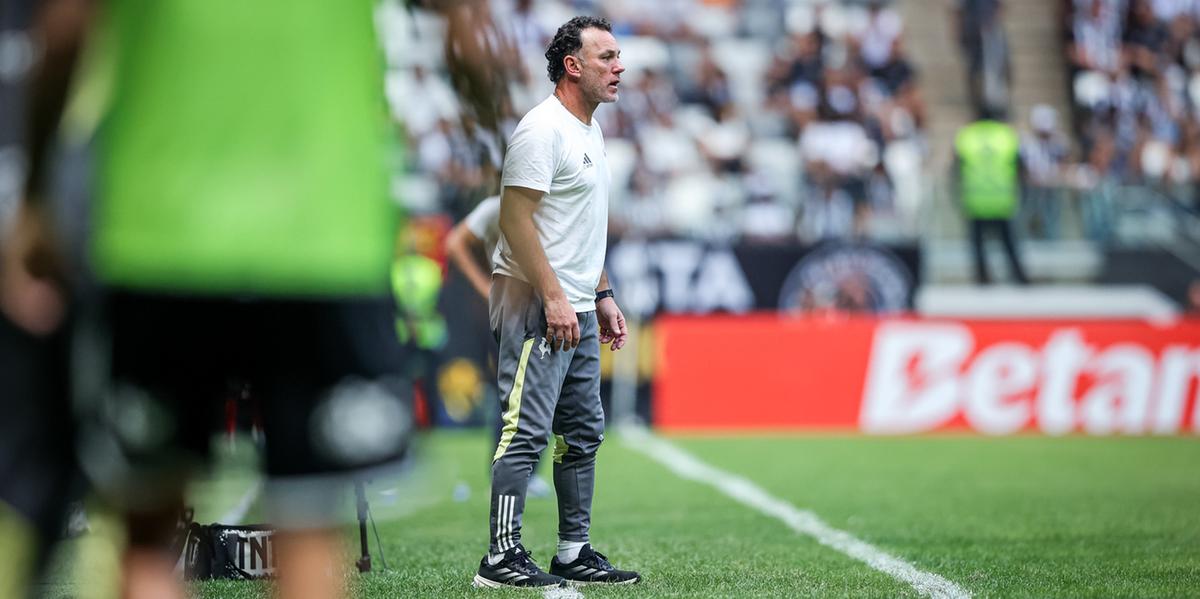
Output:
[620, 427, 970, 599]
[219, 480, 262, 525]
[543, 586, 585, 599]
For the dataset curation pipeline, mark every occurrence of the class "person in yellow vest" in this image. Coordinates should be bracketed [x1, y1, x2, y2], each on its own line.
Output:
[955, 106, 1030, 285]
[392, 251, 448, 355]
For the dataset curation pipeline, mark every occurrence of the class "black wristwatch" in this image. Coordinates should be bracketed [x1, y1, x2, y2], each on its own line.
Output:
[595, 289, 615, 302]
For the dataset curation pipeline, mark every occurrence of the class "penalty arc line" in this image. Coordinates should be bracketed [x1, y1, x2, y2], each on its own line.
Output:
[620, 427, 971, 599]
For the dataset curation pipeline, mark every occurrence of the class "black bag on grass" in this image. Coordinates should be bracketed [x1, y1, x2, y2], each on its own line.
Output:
[175, 510, 277, 580]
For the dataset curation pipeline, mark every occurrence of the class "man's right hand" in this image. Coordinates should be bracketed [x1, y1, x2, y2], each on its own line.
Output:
[0, 204, 66, 336]
[543, 293, 579, 351]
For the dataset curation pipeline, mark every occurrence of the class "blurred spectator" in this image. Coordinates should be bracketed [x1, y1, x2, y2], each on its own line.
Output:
[1125, 0, 1168, 80]
[389, 65, 460, 140]
[800, 164, 857, 242]
[955, 0, 1010, 113]
[767, 30, 825, 96]
[1188, 279, 1200, 313]
[1069, 0, 1124, 76]
[682, 41, 735, 118]
[1080, 131, 1122, 240]
[1020, 105, 1071, 238]
[618, 68, 679, 132]
[861, 0, 904, 71]
[611, 161, 670, 237]
[955, 107, 1029, 284]
[741, 173, 796, 243]
[698, 104, 751, 174]
[417, 117, 493, 216]
[1066, 0, 1200, 212]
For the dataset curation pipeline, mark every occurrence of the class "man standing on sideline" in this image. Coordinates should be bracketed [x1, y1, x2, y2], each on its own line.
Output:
[955, 105, 1030, 285]
[473, 16, 641, 589]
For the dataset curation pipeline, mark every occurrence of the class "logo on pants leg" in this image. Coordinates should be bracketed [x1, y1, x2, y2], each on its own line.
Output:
[538, 337, 550, 359]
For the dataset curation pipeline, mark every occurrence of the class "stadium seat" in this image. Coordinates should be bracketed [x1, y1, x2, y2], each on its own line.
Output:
[883, 140, 924, 220]
[1073, 71, 1110, 108]
[747, 138, 802, 204]
[394, 174, 439, 214]
[638, 125, 703, 175]
[614, 36, 671, 75]
[711, 38, 772, 111]
[662, 172, 719, 235]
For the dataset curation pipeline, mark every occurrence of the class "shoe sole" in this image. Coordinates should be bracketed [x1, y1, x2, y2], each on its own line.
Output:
[472, 574, 564, 589]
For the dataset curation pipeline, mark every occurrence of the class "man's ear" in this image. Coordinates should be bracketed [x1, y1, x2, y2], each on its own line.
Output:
[564, 54, 581, 78]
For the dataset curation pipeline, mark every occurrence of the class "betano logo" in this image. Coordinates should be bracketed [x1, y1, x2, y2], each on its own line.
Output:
[861, 322, 1200, 435]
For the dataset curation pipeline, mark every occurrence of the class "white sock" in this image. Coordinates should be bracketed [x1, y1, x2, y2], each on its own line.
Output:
[487, 552, 505, 566]
[557, 540, 586, 563]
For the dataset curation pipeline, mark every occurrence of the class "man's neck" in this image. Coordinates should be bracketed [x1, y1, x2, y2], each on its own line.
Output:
[553, 84, 596, 125]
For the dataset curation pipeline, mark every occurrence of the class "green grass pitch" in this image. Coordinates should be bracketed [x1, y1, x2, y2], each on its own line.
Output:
[34, 430, 1200, 598]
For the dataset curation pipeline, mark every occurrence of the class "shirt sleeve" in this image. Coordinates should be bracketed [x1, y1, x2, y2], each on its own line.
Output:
[501, 118, 557, 193]
[464, 196, 500, 239]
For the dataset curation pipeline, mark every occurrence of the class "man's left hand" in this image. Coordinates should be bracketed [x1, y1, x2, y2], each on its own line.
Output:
[596, 296, 627, 351]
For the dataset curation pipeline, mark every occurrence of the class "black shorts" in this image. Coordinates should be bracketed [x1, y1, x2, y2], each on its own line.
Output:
[0, 313, 76, 559]
[97, 291, 409, 482]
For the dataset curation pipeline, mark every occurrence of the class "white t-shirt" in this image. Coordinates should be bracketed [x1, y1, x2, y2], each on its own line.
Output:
[494, 95, 610, 312]
[464, 195, 502, 269]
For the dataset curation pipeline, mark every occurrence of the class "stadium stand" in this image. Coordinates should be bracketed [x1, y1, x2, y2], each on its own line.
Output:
[382, 0, 930, 245]
[380, 0, 1200, 302]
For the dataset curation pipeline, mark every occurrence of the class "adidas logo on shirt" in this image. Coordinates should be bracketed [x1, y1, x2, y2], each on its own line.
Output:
[582, 153, 593, 168]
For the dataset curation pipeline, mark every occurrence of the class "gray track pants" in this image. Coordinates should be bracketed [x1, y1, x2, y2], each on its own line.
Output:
[488, 275, 605, 555]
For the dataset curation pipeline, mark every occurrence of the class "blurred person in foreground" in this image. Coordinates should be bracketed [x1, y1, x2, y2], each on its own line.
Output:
[4, 1, 509, 598]
[955, 105, 1029, 285]
[0, 0, 85, 596]
[472, 16, 640, 589]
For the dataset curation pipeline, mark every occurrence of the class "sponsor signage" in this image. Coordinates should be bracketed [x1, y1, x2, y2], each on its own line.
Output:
[438, 238, 919, 427]
[654, 316, 1200, 435]
[607, 239, 919, 317]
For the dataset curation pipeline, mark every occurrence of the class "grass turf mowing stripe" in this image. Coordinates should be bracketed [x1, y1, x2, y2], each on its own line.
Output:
[219, 481, 262, 525]
[622, 427, 970, 599]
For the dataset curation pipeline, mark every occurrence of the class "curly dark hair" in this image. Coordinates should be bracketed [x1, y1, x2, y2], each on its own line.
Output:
[545, 16, 612, 83]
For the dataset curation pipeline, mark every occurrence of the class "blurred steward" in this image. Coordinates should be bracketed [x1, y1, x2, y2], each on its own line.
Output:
[955, 105, 1029, 285]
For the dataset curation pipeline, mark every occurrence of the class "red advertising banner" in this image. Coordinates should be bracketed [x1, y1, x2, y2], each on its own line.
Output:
[653, 316, 1200, 435]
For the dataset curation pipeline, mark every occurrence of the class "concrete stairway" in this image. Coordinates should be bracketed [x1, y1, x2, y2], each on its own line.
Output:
[897, 0, 1072, 176]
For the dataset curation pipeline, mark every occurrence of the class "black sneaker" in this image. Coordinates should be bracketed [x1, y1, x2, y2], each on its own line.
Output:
[550, 544, 641, 585]
[473, 544, 565, 589]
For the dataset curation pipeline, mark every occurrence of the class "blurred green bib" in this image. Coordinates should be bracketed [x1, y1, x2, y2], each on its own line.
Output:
[955, 120, 1020, 220]
[94, 0, 396, 296]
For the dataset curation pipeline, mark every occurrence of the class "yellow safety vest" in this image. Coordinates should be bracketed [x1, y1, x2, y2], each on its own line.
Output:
[955, 120, 1020, 219]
